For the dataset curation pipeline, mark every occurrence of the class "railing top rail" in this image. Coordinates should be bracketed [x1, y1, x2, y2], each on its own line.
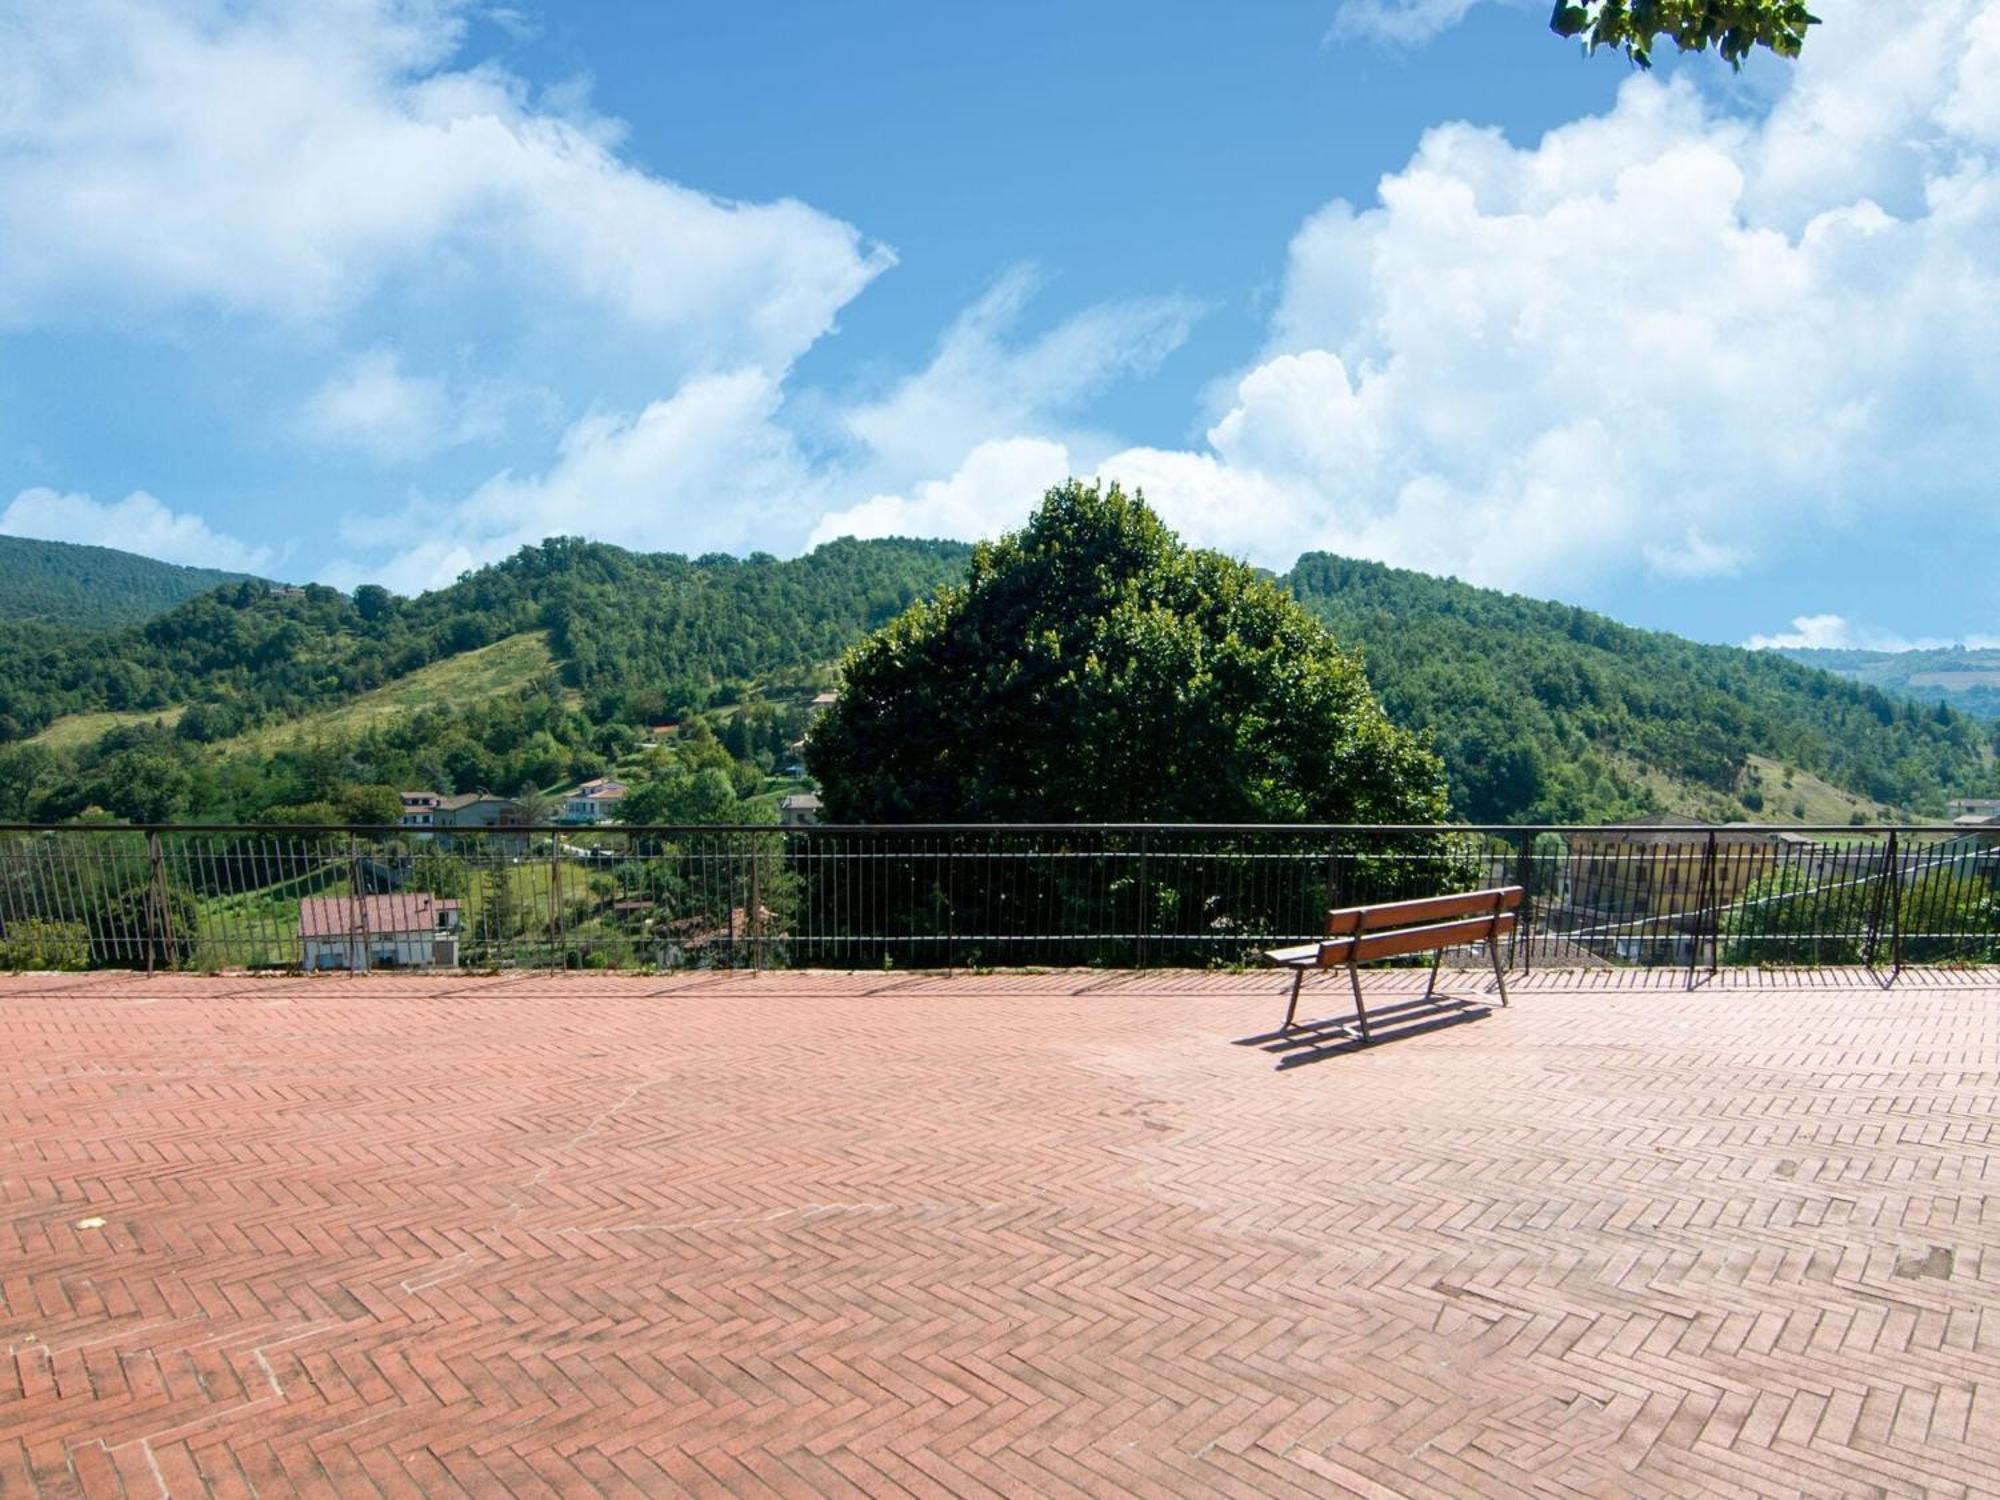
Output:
[0, 821, 1992, 838]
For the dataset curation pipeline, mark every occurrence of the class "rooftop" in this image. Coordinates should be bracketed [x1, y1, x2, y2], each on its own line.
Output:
[3, 966, 1994, 1494]
[295, 891, 458, 939]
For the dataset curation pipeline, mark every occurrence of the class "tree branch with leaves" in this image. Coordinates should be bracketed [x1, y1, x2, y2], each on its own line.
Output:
[1550, 0, 1818, 68]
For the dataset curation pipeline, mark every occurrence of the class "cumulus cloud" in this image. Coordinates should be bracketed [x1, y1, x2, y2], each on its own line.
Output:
[329, 369, 821, 593]
[0, 0, 888, 368]
[340, 270, 1199, 590]
[810, 438, 1075, 547]
[1027, 0, 2000, 597]
[0, 489, 276, 573]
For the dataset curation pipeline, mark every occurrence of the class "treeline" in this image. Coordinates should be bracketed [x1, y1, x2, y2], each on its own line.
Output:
[1284, 555, 1998, 822]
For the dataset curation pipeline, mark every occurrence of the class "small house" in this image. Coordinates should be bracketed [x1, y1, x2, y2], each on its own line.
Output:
[400, 791, 441, 829]
[563, 777, 629, 825]
[299, 893, 460, 972]
[434, 792, 528, 852]
[779, 792, 822, 827]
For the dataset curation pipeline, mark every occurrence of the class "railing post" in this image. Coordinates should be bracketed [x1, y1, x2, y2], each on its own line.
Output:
[1513, 831, 1534, 974]
[146, 831, 177, 973]
[349, 833, 369, 974]
[1886, 832, 1904, 978]
[1863, 831, 1897, 971]
[1687, 831, 1718, 985]
[749, 834, 762, 972]
[548, 833, 563, 967]
[1135, 830, 1150, 969]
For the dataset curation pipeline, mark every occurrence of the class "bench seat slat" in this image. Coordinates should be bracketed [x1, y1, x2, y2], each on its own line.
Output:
[1265, 943, 1321, 967]
[1316, 912, 1516, 966]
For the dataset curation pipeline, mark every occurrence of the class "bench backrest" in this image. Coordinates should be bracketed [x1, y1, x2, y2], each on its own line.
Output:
[1316, 886, 1522, 967]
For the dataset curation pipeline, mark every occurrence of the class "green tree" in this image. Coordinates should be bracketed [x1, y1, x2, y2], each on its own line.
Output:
[1723, 867, 1869, 966]
[0, 743, 54, 820]
[83, 749, 195, 824]
[1551, 0, 1817, 68]
[623, 767, 742, 826]
[807, 480, 1448, 825]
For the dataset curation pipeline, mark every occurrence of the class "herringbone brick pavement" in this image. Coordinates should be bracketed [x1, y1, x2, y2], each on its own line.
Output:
[2, 966, 1996, 1497]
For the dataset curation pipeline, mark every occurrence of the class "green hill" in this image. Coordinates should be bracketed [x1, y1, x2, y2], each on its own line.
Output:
[0, 537, 974, 823]
[1777, 646, 2000, 720]
[0, 534, 265, 628]
[0, 533, 1992, 827]
[1283, 555, 1996, 822]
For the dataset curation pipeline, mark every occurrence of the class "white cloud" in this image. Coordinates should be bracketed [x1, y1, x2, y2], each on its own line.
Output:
[0, 0, 888, 368]
[1330, 0, 1504, 47]
[0, 488, 275, 573]
[380, 0, 1996, 612]
[334, 368, 819, 593]
[1743, 615, 2000, 652]
[810, 438, 1074, 547]
[297, 348, 539, 461]
[843, 268, 1198, 482]
[300, 350, 455, 461]
[1743, 613, 1862, 650]
[338, 271, 1199, 589]
[1040, 0, 2000, 597]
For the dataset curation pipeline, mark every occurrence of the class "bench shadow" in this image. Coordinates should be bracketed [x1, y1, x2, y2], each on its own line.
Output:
[1235, 992, 1494, 1068]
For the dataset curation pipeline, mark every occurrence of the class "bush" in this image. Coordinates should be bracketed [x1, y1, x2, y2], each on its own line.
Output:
[0, 918, 91, 970]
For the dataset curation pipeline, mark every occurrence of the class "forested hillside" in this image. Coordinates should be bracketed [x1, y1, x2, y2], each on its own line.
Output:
[0, 534, 264, 628]
[1285, 555, 1996, 822]
[0, 538, 970, 824]
[0, 533, 1991, 828]
[1779, 646, 2000, 720]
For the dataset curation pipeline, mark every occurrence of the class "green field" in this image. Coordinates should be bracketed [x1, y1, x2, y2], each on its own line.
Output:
[215, 632, 556, 756]
[30, 706, 186, 751]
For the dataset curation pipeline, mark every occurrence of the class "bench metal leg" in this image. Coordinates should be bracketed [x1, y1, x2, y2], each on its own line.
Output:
[1282, 966, 1305, 1029]
[1348, 956, 1371, 1042]
[1423, 945, 1444, 1001]
[1489, 939, 1510, 1006]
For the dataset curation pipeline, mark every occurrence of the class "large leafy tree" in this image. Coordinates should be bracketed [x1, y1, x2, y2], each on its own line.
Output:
[806, 481, 1448, 824]
[1551, 0, 1818, 69]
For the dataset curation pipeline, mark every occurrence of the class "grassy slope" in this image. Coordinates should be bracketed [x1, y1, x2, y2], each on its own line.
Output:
[30, 707, 187, 751]
[214, 632, 557, 755]
[28, 633, 557, 759]
[1615, 751, 1896, 825]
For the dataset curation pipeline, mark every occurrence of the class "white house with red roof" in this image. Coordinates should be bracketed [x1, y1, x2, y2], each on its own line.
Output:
[297, 892, 461, 972]
[562, 777, 628, 824]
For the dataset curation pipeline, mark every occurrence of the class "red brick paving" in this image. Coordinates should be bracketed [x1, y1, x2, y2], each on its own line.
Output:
[2, 965, 1997, 1497]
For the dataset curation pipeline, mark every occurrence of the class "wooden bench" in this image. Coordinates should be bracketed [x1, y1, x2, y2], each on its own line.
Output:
[1265, 886, 1523, 1040]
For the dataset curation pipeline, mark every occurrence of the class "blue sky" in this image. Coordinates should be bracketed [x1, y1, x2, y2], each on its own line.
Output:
[2, 0, 1997, 650]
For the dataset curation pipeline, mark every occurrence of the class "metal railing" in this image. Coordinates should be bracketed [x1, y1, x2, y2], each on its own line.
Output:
[1, 822, 1995, 974]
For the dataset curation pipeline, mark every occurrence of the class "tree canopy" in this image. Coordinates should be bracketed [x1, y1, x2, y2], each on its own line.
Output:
[805, 481, 1449, 824]
[1551, 0, 1818, 69]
